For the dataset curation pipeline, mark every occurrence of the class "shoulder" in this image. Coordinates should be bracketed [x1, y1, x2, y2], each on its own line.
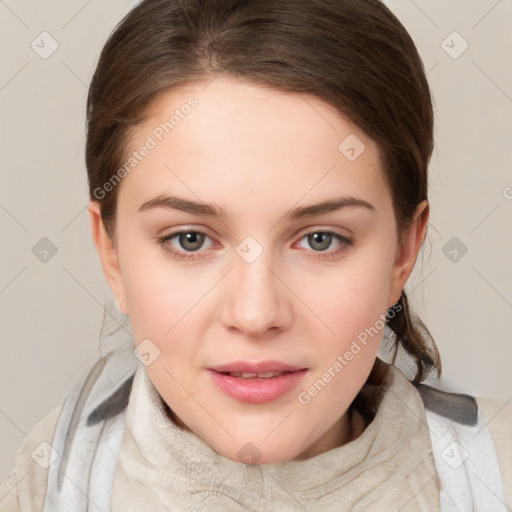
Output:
[475, 395, 512, 506]
[475, 394, 512, 431]
[0, 403, 62, 512]
[0, 469, 18, 512]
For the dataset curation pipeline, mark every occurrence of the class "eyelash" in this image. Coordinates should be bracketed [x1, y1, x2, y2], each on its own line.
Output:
[157, 229, 353, 261]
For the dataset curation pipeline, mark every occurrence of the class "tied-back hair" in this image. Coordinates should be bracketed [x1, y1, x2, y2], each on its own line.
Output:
[86, 0, 442, 393]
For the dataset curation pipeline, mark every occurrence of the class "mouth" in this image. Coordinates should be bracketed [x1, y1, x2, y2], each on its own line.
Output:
[207, 361, 308, 403]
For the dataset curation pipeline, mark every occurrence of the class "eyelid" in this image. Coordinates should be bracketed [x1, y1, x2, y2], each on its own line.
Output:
[295, 225, 352, 240]
[159, 224, 215, 238]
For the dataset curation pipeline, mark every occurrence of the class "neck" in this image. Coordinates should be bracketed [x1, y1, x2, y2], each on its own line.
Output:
[292, 404, 367, 462]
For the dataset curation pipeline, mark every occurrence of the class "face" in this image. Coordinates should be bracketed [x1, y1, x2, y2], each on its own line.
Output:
[89, 75, 427, 464]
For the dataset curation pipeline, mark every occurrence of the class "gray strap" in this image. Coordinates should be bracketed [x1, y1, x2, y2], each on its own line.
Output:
[417, 383, 478, 426]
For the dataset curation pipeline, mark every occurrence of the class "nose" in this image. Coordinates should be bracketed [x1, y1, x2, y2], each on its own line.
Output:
[220, 249, 293, 338]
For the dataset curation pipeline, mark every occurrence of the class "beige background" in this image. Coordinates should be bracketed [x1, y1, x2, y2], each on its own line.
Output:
[1, 0, 511, 482]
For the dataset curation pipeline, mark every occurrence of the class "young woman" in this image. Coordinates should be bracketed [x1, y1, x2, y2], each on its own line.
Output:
[1, 0, 510, 510]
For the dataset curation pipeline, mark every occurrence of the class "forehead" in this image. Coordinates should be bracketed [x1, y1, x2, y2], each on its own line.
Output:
[118, 76, 390, 214]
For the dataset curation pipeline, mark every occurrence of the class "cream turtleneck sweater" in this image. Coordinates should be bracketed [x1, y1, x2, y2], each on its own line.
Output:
[110, 364, 440, 511]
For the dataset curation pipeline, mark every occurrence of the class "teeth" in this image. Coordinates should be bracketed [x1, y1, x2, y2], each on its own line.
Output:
[228, 371, 287, 379]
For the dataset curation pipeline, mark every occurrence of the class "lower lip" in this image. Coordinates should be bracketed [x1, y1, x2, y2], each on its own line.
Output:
[207, 369, 307, 404]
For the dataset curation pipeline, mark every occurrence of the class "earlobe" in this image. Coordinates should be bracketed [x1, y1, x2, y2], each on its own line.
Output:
[87, 201, 127, 314]
[388, 200, 429, 307]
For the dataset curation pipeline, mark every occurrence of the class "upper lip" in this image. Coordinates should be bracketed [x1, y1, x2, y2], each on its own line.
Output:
[208, 361, 306, 373]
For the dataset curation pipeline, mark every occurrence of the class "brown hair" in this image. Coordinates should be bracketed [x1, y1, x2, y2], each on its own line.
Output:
[86, 0, 441, 386]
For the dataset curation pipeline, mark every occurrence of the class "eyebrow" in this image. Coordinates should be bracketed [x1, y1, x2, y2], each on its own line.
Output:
[137, 194, 375, 220]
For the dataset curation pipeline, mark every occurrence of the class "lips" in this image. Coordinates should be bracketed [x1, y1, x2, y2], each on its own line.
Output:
[208, 369, 307, 403]
[207, 360, 308, 403]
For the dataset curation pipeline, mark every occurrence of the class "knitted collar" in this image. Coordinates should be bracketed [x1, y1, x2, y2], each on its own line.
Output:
[110, 363, 440, 511]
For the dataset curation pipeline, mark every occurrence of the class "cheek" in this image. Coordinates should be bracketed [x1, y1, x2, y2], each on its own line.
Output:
[299, 260, 393, 412]
[296, 243, 395, 389]
[314, 250, 394, 335]
[118, 242, 197, 342]
[119, 246, 221, 383]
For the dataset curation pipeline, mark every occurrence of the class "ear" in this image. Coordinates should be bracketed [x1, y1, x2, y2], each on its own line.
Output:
[387, 200, 429, 308]
[88, 201, 127, 315]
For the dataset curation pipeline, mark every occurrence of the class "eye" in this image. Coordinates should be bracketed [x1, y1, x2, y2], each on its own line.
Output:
[157, 228, 353, 261]
[295, 230, 353, 259]
[157, 230, 215, 260]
